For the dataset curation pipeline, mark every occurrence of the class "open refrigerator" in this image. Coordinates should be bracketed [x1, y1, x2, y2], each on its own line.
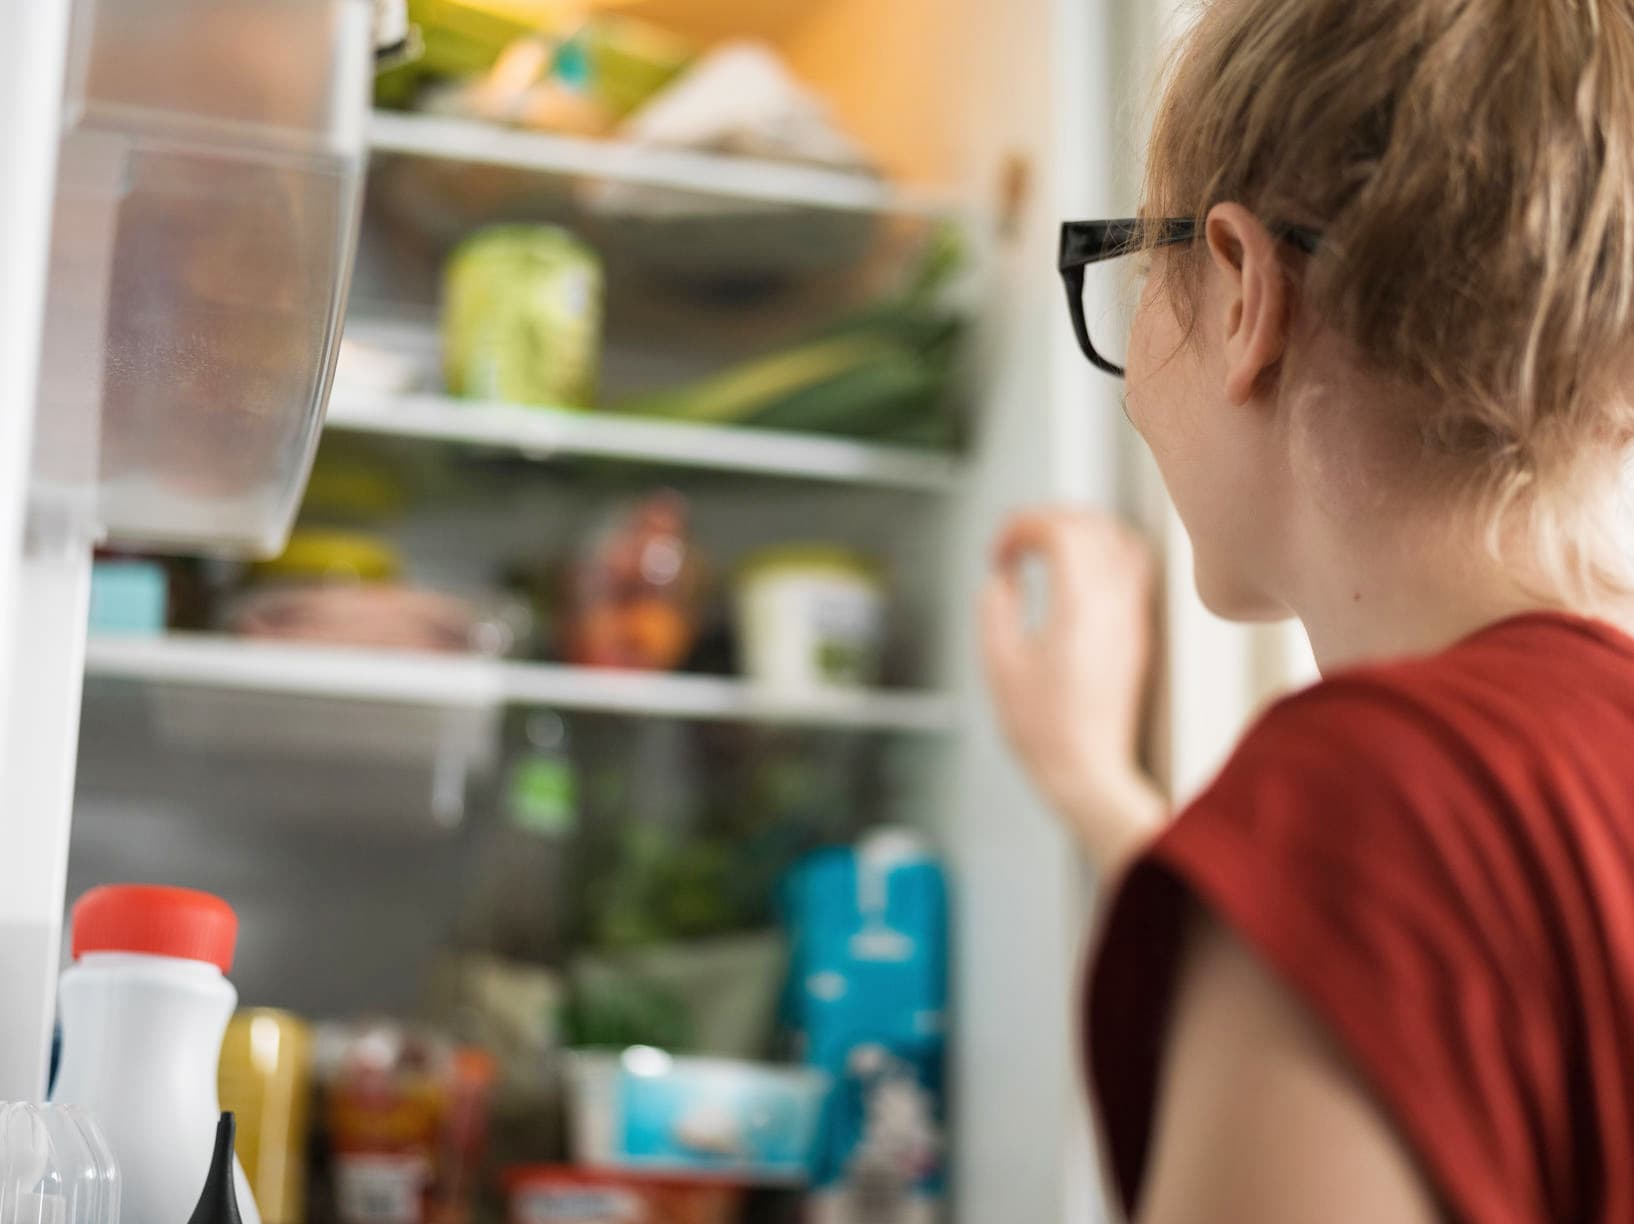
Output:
[0, 1, 1313, 1221]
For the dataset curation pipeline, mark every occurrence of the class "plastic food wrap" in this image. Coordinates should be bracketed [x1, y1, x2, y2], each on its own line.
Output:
[227, 529, 529, 655]
[231, 584, 481, 653]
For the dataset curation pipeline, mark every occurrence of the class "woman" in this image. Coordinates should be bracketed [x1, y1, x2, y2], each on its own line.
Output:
[982, 1, 1634, 1221]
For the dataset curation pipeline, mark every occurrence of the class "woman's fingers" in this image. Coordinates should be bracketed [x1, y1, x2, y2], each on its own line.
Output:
[990, 507, 1153, 633]
[980, 506, 1165, 867]
[991, 510, 1094, 612]
[979, 569, 1025, 680]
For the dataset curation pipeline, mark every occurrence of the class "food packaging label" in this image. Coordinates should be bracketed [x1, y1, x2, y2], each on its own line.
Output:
[336, 1154, 429, 1224]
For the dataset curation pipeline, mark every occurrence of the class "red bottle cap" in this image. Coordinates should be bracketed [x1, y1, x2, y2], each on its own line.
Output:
[72, 884, 237, 972]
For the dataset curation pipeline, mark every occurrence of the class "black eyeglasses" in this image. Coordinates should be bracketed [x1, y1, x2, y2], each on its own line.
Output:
[1058, 218, 1322, 378]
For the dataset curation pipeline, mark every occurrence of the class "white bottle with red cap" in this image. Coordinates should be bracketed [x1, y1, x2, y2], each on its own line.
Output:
[52, 884, 262, 1224]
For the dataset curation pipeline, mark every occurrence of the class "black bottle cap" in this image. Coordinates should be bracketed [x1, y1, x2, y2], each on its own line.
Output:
[186, 1112, 243, 1224]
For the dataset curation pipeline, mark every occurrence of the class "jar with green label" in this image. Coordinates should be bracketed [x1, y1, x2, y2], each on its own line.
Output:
[442, 225, 603, 409]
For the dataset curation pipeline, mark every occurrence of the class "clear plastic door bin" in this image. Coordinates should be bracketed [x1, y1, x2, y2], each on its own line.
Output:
[35, 0, 372, 555]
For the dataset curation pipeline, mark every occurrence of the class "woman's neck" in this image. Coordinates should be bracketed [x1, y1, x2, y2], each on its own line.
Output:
[1286, 496, 1634, 674]
[1297, 567, 1551, 673]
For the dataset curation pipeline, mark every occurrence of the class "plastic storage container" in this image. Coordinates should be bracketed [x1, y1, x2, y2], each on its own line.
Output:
[52, 885, 261, 1224]
[34, 0, 371, 555]
[442, 225, 604, 409]
[0, 1102, 120, 1224]
[87, 558, 168, 634]
[565, 1049, 826, 1184]
[734, 547, 885, 691]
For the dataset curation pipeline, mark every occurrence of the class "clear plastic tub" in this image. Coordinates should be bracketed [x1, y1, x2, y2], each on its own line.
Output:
[0, 1102, 120, 1224]
[566, 1049, 827, 1184]
[35, 0, 371, 555]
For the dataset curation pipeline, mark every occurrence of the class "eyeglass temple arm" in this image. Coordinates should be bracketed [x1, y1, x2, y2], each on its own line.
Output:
[1059, 217, 1320, 269]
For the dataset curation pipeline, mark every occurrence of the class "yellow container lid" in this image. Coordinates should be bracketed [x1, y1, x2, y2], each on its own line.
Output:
[252, 529, 402, 583]
[738, 544, 882, 586]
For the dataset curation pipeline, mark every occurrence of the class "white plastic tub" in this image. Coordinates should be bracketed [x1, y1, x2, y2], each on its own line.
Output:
[734, 546, 886, 691]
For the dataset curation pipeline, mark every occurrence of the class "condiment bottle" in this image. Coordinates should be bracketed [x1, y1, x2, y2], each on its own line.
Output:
[53, 884, 261, 1224]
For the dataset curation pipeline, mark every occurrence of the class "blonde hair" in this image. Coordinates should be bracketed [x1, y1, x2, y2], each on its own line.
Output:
[1146, 0, 1634, 587]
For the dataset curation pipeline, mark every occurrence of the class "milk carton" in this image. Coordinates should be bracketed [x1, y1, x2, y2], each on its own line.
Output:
[783, 830, 948, 1224]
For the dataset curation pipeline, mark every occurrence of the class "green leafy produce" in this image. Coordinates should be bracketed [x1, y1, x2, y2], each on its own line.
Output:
[562, 971, 692, 1051]
[611, 334, 906, 427]
[744, 344, 946, 436]
[610, 226, 969, 448]
[585, 825, 747, 950]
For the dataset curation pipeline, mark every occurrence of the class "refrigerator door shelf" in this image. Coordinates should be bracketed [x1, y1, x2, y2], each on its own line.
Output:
[36, 0, 371, 557]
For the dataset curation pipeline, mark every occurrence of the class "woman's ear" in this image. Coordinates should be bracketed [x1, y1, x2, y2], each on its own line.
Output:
[1204, 203, 1292, 406]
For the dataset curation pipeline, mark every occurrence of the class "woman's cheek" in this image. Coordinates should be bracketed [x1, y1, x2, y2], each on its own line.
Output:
[1124, 304, 1171, 439]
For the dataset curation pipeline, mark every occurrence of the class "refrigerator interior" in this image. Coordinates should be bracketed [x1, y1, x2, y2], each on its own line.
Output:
[59, 0, 1140, 1220]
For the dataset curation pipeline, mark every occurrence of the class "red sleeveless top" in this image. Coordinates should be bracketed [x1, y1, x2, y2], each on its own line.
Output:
[1089, 613, 1634, 1224]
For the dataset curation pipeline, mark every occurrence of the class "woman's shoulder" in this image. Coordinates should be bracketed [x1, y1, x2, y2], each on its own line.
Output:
[1090, 612, 1634, 1223]
[1211, 609, 1634, 834]
[1140, 614, 1634, 993]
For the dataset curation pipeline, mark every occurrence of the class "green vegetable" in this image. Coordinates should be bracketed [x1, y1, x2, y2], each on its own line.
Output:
[610, 225, 968, 446]
[612, 334, 903, 426]
[744, 348, 943, 436]
[562, 971, 692, 1051]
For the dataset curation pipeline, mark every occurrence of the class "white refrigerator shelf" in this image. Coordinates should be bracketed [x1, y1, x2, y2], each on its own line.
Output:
[84, 633, 959, 734]
[368, 109, 960, 218]
[324, 389, 964, 492]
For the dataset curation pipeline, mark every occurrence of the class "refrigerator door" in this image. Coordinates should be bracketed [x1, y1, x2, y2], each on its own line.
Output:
[34, 0, 371, 556]
[0, 0, 371, 1105]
